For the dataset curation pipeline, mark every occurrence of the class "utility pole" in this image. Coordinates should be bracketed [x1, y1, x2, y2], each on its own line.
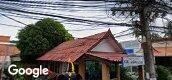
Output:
[139, 6, 157, 80]
[111, 0, 172, 80]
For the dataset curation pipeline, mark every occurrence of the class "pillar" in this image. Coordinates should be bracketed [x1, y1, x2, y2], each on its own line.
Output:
[59, 63, 62, 73]
[138, 65, 144, 80]
[78, 60, 85, 80]
[102, 63, 110, 80]
[115, 63, 120, 80]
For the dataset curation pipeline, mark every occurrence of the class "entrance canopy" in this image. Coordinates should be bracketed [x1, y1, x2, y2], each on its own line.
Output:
[37, 29, 126, 62]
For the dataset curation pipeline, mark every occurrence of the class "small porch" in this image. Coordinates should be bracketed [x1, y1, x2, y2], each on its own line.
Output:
[76, 53, 123, 80]
[40, 52, 124, 80]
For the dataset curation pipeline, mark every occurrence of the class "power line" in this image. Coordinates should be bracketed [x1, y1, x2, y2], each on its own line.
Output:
[112, 28, 132, 35]
[0, 0, 169, 34]
[0, 0, 108, 8]
[0, 11, 101, 27]
[0, 1, 169, 29]
[0, 7, 167, 29]
[114, 32, 133, 38]
[0, 13, 27, 25]
[0, 23, 23, 28]
[0, 0, 109, 14]
[0, 21, 133, 38]
[0, 11, 111, 30]
[0, 22, 106, 31]
[0, 6, 133, 26]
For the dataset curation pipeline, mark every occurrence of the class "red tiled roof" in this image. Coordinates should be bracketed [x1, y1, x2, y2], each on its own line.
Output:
[0, 35, 10, 42]
[37, 52, 84, 62]
[86, 52, 127, 61]
[0, 43, 20, 56]
[37, 30, 125, 62]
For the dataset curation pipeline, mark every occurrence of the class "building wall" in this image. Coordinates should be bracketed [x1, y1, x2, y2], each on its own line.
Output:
[120, 40, 142, 55]
[120, 40, 172, 57]
[0, 36, 10, 42]
[0, 35, 20, 64]
[120, 40, 141, 49]
[91, 39, 116, 52]
[152, 41, 172, 47]
[0, 44, 19, 56]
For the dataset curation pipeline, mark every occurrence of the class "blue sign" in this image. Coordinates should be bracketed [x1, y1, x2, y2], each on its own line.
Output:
[124, 49, 134, 55]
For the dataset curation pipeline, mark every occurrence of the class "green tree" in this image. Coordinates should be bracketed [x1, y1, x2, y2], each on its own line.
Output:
[17, 18, 73, 61]
[165, 21, 172, 38]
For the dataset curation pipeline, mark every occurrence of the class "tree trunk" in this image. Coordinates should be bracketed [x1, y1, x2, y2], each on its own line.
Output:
[140, 7, 157, 80]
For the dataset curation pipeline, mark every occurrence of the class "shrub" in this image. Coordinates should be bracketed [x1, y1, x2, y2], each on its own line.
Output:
[120, 67, 133, 80]
[156, 65, 172, 80]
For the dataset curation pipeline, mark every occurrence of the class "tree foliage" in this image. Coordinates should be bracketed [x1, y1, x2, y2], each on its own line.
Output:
[111, 0, 172, 38]
[165, 21, 172, 38]
[17, 18, 73, 61]
[131, 25, 162, 40]
[120, 67, 133, 80]
[156, 65, 172, 80]
[86, 61, 101, 80]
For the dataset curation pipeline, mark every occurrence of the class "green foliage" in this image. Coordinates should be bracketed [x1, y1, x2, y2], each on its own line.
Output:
[86, 62, 132, 80]
[10, 40, 18, 43]
[165, 21, 172, 38]
[86, 61, 101, 80]
[150, 32, 162, 40]
[156, 65, 172, 80]
[111, 0, 169, 39]
[120, 67, 133, 80]
[17, 18, 73, 61]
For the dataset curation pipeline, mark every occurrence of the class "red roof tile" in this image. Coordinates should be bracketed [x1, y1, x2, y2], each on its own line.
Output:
[37, 30, 125, 62]
[0, 43, 20, 56]
[0, 35, 10, 42]
[86, 52, 127, 61]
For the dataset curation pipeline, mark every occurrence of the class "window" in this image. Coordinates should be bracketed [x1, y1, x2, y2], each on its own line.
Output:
[50, 61, 60, 73]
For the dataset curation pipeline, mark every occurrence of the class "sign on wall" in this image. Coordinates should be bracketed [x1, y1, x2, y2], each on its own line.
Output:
[122, 56, 145, 67]
[124, 48, 134, 55]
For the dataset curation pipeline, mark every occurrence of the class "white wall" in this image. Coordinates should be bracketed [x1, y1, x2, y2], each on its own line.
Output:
[91, 39, 116, 52]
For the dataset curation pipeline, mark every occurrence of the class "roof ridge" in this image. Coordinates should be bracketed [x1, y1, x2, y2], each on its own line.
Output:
[56, 30, 110, 51]
[83, 30, 109, 39]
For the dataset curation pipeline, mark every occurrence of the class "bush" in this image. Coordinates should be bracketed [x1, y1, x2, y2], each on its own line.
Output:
[86, 61, 101, 80]
[120, 67, 133, 80]
[156, 65, 172, 80]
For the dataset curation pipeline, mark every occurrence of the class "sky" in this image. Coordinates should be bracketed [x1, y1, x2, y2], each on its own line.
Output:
[0, 0, 170, 42]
